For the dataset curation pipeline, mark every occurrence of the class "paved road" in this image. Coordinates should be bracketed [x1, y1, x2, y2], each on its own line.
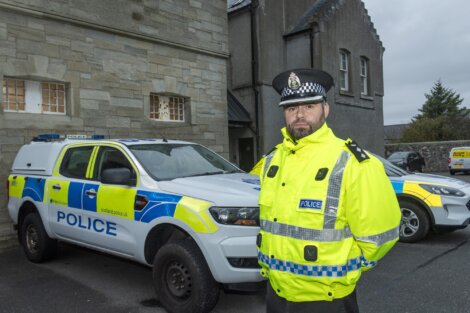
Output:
[2, 228, 470, 313]
[1, 172, 469, 313]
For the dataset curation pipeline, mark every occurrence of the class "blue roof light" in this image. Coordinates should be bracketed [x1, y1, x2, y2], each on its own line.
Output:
[36, 134, 61, 139]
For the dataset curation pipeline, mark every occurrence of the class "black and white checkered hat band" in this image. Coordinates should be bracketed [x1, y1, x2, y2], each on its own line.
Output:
[281, 82, 326, 98]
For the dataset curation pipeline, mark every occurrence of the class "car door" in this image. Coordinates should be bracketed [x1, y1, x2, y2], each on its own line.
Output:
[80, 145, 138, 256]
[48, 145, 95, 241]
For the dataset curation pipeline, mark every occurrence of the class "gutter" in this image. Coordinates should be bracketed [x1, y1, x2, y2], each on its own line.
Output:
[250, 0, 261, 159]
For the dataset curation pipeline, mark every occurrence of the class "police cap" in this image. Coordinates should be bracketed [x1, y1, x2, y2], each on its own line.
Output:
[272, 68, 334, 107]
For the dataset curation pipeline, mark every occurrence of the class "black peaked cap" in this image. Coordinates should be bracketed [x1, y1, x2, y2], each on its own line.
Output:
[272, 68, 334, 106]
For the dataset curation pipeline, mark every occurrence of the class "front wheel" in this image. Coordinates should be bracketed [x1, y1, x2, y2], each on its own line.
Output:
[20, 212, 57, 262]
[399, 201, 430, 243]
[153, 239, 220, 313]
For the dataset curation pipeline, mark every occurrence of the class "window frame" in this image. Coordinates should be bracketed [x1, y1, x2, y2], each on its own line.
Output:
[2, 78, 26, 112]
[360, 57, 370, 96]
[59, 146, 95, 179]
[339, 50, 351, 92]
[2, 77, 67, 115]
[93, 146, 137, 183]
[41, 82, 67, 114]
[149, 93, 187, 122]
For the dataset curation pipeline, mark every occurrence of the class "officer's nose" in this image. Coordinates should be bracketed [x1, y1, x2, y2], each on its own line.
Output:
[296, 106, 306, 117]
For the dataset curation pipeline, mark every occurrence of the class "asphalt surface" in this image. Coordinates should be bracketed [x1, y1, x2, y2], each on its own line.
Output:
[1, 172, 469, 313]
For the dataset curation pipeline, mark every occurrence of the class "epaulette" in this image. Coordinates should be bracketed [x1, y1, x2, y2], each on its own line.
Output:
[264, 146, 277, 157]
[345, 140, 370, 163]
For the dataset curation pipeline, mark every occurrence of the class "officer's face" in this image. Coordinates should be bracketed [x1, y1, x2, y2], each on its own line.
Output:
[284, 102, 329, 140]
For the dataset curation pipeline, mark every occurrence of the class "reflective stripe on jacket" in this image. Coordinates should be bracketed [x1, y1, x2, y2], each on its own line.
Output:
[257, 123, 401, 302]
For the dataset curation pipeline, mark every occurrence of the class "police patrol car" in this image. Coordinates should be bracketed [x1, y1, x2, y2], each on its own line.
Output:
[7, 134, 263, 313]
[381, 156, 470, 243]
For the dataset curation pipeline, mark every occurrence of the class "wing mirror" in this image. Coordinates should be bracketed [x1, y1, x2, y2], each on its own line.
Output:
[101, 168, 137, 186]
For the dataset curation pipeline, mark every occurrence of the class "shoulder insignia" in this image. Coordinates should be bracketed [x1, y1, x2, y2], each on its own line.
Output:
[265, 146, 277, 157]
[345, 140, 370, 163]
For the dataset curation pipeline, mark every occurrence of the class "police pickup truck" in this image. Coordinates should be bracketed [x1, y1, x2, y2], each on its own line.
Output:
[7, 134, 262, 313]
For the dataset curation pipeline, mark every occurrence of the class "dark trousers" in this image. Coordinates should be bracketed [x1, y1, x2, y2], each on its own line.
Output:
[266, 282, 360, 313]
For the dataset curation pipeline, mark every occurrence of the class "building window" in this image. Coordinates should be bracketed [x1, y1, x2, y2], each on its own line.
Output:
[150, 94, 185, 122]
[360, 57, 369, 96]
[2, 79, 25, 111]
[42, 82, 66, 113]
[2, 78, 66, 114]
[339, 50, 350, 92]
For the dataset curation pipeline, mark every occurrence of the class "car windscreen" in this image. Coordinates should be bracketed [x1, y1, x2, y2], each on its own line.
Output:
[387, 151, 408, 161]
[129, 144, 241, 180]
[375, 154, 409, 177]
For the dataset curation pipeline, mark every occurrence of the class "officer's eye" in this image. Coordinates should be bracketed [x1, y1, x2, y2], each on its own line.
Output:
[286, 107, 297, 113]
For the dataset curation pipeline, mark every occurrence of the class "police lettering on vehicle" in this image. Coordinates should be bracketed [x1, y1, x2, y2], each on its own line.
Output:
[57, 211, 117, 236]
[299, 199, 323, 210]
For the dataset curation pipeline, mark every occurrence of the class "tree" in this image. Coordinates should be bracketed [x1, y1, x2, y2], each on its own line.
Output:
[401, 80, 469, 142]
[414, 80, 466, 120]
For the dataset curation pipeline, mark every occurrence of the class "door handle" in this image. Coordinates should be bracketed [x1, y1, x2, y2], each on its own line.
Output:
[52, 184, 61, 190]
[85, 190, 97, 197]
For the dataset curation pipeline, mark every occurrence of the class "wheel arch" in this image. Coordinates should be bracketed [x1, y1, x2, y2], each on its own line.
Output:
[17, 201, 39, 243]
[397, 194, 435, 227]
[144, 223, 193, 265]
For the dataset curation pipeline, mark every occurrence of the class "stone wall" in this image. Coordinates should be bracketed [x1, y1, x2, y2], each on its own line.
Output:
[385, 140, 470, 172]
[0, 0, 229, 245]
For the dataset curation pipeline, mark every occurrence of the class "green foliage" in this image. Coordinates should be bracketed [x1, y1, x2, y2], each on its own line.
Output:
[401, 80, 469, 142]
[414, 80, 466, 120]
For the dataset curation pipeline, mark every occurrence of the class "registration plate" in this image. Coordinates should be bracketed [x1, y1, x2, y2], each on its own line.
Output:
[453, 164, 464, 168]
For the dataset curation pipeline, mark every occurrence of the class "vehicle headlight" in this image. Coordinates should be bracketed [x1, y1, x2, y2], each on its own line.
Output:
[419, 184, 465, 197]
[209, 207, 259, 226]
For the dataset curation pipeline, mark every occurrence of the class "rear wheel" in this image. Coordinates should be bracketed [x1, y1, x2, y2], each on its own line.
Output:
[153, 239, 220, 313]
[399, 200, 430, 243]
[21, 213, 57, 262]
[450, 170, 456, 175]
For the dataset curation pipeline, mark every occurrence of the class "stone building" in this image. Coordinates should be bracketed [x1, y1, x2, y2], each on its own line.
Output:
[227, 0, 385, 169]
[0, 0, 229, 246]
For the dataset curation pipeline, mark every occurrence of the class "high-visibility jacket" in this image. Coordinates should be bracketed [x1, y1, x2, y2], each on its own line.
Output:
[257, 123, 401, 302]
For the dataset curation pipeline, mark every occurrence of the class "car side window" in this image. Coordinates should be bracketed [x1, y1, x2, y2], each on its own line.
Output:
[60, 146, 94, 179]
[94, 147, 134, 181]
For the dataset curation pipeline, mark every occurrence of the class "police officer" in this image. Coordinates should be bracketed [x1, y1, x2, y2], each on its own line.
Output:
[257, 68, 402, 313]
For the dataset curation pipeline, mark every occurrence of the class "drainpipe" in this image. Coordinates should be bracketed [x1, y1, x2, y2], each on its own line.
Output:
[309, 28, 314, 68]
[250, 0, 261, 159]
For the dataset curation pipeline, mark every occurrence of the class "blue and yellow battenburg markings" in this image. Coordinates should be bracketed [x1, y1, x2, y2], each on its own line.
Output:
[10, 176, 218, 235]
[135, 190, 182, 222]
[390, 179, 442, 207]
[390, 180, 404, 194]
[22, 177, 46, 202]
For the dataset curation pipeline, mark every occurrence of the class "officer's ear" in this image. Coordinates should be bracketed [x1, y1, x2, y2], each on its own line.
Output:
[323, 102, 330, 119]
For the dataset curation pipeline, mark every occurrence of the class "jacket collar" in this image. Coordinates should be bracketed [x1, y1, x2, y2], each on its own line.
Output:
[281, 122, 334, 151]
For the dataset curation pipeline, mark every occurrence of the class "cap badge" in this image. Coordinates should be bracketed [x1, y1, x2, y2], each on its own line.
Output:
[288, 72, 301, 90]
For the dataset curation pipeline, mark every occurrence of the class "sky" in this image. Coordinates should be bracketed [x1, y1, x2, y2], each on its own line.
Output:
[361, 0, 470, 125]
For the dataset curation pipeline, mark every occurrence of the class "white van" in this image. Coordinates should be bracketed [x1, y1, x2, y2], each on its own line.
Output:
[449, 147, 470, 175]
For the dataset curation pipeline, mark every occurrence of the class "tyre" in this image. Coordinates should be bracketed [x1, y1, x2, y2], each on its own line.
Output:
[153, 239, 220, 313]
[20, 213, 57, 263]
[399, 200, 430, 243]
[450, 170, 456, 175]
